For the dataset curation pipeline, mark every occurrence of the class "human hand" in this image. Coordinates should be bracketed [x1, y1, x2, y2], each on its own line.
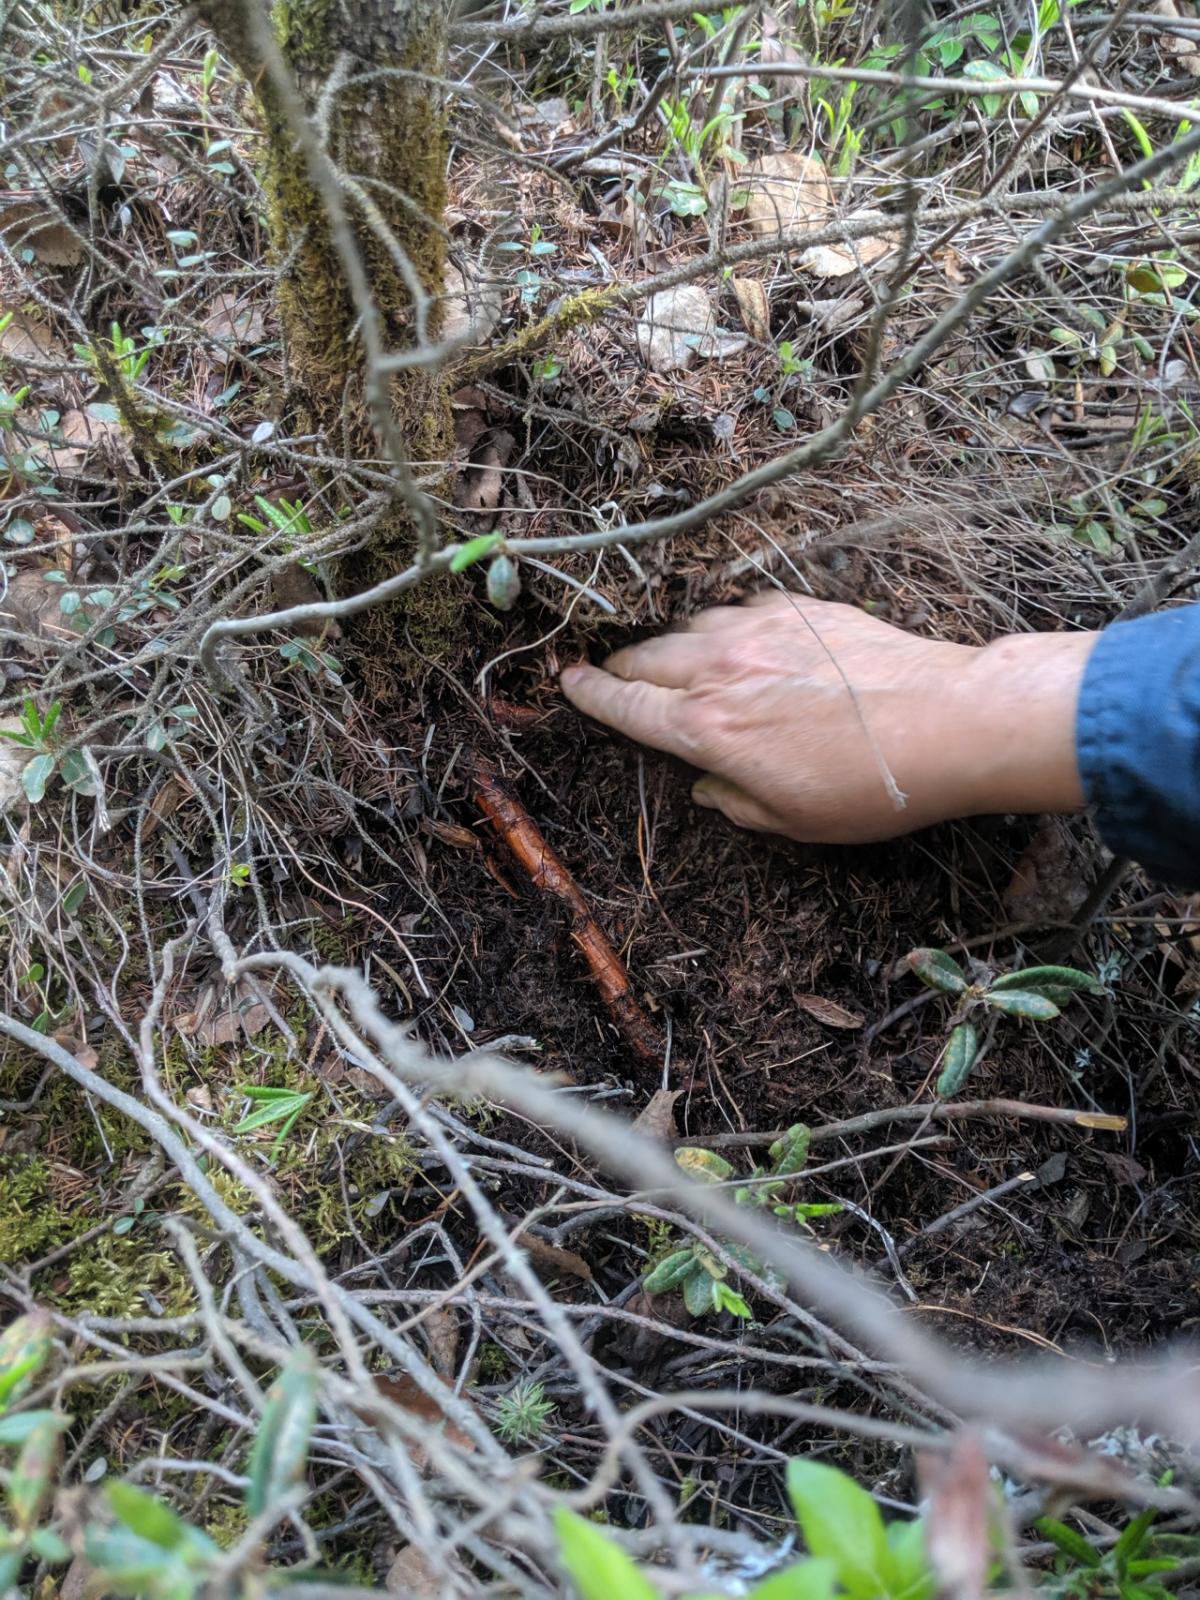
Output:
[560, 593, 1093, 844]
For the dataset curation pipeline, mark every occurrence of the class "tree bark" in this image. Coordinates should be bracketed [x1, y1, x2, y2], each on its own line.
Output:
[199, 0, 454, 592]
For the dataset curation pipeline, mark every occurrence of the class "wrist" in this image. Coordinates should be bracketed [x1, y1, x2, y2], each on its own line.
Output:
[953, 631, 1096, 818]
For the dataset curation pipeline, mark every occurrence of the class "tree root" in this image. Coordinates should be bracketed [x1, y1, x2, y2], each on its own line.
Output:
[467, 751, 667, 1069]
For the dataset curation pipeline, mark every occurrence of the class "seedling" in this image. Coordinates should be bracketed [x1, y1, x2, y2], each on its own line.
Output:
[0, 698, 93, 803]
[556, 1456, 937, 1600]
[233, 1084, 315, 1159]
[494, 1379, 556, 1446]
[903, 948, 1104, 1097]
[643, 1125, 840, 1318]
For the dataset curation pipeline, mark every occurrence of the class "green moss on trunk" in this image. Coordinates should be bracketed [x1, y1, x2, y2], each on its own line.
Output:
[199, 0, 458, 672]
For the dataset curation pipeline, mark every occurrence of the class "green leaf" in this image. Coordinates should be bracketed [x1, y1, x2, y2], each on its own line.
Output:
[233, 1089, 313, 1134]
[991, 965, 1100, 997]
[29, 1527, 70, 1563]
[786, 1459, 891, 1599]
[4, 516, 35, 545]
[682, 1262, 717, 1317]
[768, 1124, 810, 1178]
[0, 1409, 63, 1445]
[0, 1314, 53, 1413]
[449, 533, 503, 573]
[8, 1415, 64, 1530]
[554, 1508, 659, 1600]
[60, 748, 97, 797]
[936, 1023, 979, 1098]
[886, 1518, 934, 1600]
[1035, 1517, 1101, 1568]
[108, 1481, 190, 1550]
[904, 948, 968, 994]
[749, 1557, 839, 1600]
[1127, 261, 1188, 294]
[643, 1247, 699, 1293]
[245, 1349, 319, 1519]
[1113, 1507, 1159, 1571]
[22, 752, 56, 804]
[674, 1147, 735, 1184]
[984, 990, 1060, 1021]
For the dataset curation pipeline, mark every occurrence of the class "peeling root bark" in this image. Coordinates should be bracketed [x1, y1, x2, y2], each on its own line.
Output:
[467, 752, 668, 1069]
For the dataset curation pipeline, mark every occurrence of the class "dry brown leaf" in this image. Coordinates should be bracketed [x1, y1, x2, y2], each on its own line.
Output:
[421, 1306, 460, 1380]
[795, 993, 864, 1030]
[203, 291, 266, 350]
[803, 225, 894, 279]
[0, 570, 76, 646]
[173, 980, 274, 1047]
[919, 1430, 991, 1600]
[31, 407, 133, 479]
[518, 1230, 594, 1283]
[441, 258, 503, 346]
[758, 11, 806, 93]
[735, 153, 893, 276]
[731, 277, 770, 341]
[0, 310, 68, 369]
[1151, 0, 1200, 75]
[635, 287, 746, 372]
[185, 1084, 214, 1114]
[631, 1088, 682, 1140]
[385, 1543, 449, 1597]
[454, 429, 514, 513]
[0, 721, 28, 814]
[0, 195, 84, 265]
[739, 151, 833, 239]
[369, 1374, 478, 1471]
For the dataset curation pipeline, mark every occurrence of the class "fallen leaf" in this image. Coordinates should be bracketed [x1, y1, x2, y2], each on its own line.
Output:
[0, 311, 68, 371]
[173, 980, 275, 1047]
[441, 258, 503, 345]
[30, 407, 133, 479]
[385, 1543, 460, 1597]
[635, 287, 746, 372]
[631, 1088, 682, 1140]
[0, 571, 77, 647]
[421, 1306, 460, 1380]
[367, 1374, 478, 1471]
[185, 1084, 214, 1114]
[919, 1430, 991, 1600]
[731, 277, 770, 341]
[1150, 0, 1200, 75]
[0, 722, 28, 814]
[758, 11, 806, 94]
[738, 151, 833, 240]
[454, 429, 514, 514]
[203, 291, 266, 350]
[734, 153, 893, 276]
[0, 194, 84, 265]
[518, 1230, 593, 1283]
[795, 993, 864, 1029]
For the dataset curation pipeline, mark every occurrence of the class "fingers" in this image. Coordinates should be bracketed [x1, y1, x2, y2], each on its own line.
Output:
[560, 662, 691, 756]
[604, 632, 712, 689]
[691, 774, 779, 834]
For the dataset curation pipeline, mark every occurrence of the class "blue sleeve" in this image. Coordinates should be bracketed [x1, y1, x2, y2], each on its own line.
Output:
[1075, 604, 1200, 889]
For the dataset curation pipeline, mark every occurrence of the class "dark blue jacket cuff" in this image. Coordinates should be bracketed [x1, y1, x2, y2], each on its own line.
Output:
[1075, 605, 1200, 889]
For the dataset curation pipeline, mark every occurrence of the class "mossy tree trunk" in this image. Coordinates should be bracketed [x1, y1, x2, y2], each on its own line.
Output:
[199, 0, 455, 639]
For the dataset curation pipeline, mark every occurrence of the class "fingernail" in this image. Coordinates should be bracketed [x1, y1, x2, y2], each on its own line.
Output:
[560, 663, 584, 687]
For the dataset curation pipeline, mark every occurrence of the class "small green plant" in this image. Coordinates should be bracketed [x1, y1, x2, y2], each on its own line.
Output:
[556, 1456, 935, 1600]
[753, 338, 814, 431]
[233, 1084, 315, 1159]
[494, 1379, 556, 1447]
[0, 1322, 325, 1600]
[0, 698, 94, 802]
[236, 493, 313, 542]
[642, 1125, 840, 1318]
[1037, 1503, 1177, 1600]
[903, 948, 1104, 1097]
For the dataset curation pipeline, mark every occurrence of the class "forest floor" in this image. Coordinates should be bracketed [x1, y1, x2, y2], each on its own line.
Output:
[2, 0, 1200, 1591]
